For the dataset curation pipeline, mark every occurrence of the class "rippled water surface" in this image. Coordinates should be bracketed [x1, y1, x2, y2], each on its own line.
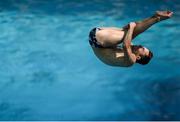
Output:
[0, 0, 179, 120]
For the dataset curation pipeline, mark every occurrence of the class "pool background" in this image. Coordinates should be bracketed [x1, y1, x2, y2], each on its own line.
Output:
[0, 0, 179, 120]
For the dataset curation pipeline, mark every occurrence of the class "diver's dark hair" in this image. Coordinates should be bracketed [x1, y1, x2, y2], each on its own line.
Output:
[136, 51, 153, 65]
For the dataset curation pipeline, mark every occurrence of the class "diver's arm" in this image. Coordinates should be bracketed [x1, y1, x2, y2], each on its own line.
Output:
[123, 22, 137, 65]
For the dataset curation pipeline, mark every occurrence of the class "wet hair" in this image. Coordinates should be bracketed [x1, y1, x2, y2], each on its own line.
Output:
[136, 50, 153, 65]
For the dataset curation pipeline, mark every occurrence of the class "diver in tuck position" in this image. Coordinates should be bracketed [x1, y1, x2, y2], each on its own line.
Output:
[88, 11, 173, 67]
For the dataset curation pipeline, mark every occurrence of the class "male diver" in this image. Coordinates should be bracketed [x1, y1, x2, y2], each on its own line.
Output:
[89, 11, 173, 67]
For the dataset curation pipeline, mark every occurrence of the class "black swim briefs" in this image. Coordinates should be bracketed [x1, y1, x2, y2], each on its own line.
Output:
[89, 27, 104, 48]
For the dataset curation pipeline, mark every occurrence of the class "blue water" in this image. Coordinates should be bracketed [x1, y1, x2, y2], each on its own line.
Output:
[0, 0, 179, 120]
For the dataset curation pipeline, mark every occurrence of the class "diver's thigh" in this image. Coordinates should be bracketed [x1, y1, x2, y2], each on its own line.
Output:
[96, 30, 124, 47]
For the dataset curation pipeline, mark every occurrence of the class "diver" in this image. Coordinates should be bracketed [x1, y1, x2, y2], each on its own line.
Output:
[89, 11, 173, 67]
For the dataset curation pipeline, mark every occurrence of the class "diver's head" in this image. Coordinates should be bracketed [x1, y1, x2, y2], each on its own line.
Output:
[131, 45, 153, 65]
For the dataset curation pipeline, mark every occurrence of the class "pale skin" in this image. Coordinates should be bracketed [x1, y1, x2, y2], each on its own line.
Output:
[91, 11, 173, 67]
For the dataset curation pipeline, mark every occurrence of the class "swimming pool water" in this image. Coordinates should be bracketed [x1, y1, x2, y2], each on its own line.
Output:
[0, 0, 179, 120]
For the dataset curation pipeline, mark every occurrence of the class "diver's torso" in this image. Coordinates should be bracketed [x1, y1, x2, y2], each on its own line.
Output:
[91, 46, 128, 67]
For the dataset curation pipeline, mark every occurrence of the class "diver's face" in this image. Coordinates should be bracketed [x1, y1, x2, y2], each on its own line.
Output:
[137, 46, 150, 57]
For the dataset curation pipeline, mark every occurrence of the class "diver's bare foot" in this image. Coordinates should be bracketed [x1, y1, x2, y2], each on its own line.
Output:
[155, 11, 173, 21]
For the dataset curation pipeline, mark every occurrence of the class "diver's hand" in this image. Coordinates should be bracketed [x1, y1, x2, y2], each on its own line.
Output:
[129, 22, 136, 28]
[122, 22, 136, 30]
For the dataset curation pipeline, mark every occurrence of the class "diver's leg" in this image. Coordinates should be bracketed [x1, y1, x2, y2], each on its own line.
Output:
[122, 16, 158, 39]
[132, 16, 159, 39]
[123, 11, 173, 39]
